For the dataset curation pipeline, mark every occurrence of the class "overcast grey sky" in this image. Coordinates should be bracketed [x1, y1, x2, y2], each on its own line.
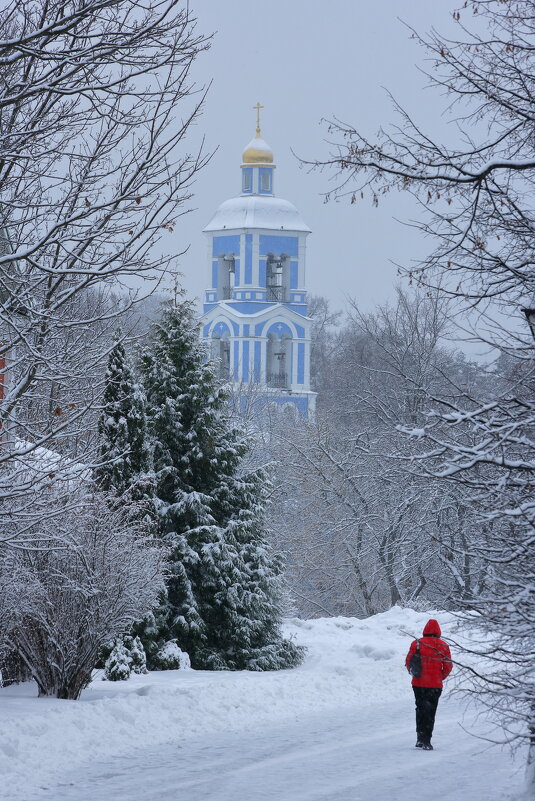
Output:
[174, 1, 463, 314]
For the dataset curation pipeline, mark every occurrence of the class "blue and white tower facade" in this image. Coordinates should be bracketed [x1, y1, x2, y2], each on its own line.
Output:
[201, 109, 316, 419]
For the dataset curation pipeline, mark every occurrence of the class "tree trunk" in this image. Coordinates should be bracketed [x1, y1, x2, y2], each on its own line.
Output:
[527, 704, 535, 791]
[37, 668, 91, 700]
[345, 541, 376, 616]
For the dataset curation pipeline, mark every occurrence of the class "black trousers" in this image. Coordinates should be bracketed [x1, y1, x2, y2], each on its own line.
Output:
[412, 686, 442, 744]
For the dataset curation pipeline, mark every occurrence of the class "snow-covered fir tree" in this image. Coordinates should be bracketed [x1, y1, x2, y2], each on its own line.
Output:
[140, 299, 303, 671]
[124, 636, 148, 675]
[94, 338, 153, 504]
[104, 642, 132, 681]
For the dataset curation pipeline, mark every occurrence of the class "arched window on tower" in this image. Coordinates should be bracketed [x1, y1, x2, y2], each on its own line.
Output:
[267, 330, 291, 389]
[217, 254, 235, 301]
[211, 330, 231, 379]
[210, 320, 230, 379]
[266, 253, 288, 302]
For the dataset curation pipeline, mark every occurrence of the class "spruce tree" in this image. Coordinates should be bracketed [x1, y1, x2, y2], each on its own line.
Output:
[95, 338, 152, 503]
[104, 642, 132, 681]
[94, 338, 159, 674]
[124, 635, 148, 675]
[140, 300, 303, 670]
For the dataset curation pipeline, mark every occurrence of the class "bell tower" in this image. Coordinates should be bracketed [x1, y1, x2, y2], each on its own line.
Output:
[201, 106, 316, 419]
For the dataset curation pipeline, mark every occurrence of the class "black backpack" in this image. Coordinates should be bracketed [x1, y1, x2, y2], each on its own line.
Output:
[409, 639, 422, 677]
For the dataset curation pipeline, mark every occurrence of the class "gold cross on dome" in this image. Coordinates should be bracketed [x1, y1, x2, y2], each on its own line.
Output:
[253, 102, 264, 136]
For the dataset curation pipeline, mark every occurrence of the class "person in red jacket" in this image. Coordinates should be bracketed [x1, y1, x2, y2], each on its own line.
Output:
[405, 619, 452, 750]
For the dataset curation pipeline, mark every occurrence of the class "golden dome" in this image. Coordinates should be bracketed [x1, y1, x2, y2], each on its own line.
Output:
[242, 132, 274, 164]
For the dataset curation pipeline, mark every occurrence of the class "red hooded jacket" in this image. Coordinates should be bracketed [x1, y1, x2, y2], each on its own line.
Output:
[405, 619, 452, 688]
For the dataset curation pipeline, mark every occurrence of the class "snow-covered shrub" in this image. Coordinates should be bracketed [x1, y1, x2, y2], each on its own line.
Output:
[124, 636, 148, 675]
[104, 642, 131, 681]
[0, 490, 164, 699]
[154, 640, 191, 670]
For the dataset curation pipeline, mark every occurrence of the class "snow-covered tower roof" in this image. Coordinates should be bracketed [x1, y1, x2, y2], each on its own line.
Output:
[203, 103, 310, 235]
[203, 195, 311, 234]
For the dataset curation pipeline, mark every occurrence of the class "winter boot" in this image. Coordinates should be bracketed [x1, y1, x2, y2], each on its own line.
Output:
[415, 740, 424, 748]
[421, 742, 433, 751]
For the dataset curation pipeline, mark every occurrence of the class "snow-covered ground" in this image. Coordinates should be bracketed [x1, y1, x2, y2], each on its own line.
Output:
[0, 608, 527, 801]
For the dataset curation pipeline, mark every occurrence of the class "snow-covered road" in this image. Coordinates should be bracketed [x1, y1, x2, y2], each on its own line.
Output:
[26, 699, 521, 801]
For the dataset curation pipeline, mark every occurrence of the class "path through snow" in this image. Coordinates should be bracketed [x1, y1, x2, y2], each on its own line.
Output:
[24, 698, 522, 801]
[1, 609, 527, 801]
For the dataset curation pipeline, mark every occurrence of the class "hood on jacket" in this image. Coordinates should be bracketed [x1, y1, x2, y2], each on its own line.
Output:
[423, 619, 441, 637]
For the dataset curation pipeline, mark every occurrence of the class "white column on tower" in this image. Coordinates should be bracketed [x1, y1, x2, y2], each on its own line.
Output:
[252, 232, 260, 289]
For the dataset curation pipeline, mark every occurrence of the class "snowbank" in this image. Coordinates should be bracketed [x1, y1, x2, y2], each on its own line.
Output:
[0, 607, 460, 800]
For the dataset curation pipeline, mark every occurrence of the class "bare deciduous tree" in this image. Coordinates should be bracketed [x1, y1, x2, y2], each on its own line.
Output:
[268, 290, 487, 617]
[313, 0, 535, 784]
[0, 0, 211, 545]
[0, 489, 164, 699]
